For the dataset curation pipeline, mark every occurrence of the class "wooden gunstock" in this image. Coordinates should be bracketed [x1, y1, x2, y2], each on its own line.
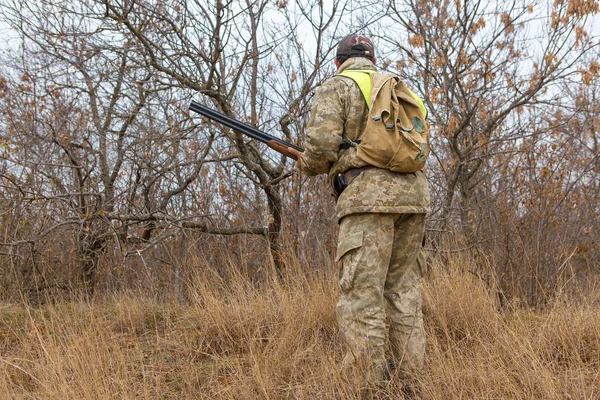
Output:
[267, 140, 298, 160]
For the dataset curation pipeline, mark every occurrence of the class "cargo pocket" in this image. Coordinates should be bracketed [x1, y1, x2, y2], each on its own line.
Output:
[336, 230, 363, 292]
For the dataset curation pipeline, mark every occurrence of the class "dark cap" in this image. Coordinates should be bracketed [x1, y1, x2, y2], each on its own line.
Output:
[336, 35, 375, 60]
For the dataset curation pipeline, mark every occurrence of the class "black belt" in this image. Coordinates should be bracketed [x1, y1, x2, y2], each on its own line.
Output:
[332, 166, 374, 197]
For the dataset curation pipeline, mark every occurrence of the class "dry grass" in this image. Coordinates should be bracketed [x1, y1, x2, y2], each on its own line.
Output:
[1, 253, 599, 399]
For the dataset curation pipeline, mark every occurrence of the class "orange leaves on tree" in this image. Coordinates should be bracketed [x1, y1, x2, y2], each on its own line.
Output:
[565, 0, 600, 17]
[428, 87, 442, 105]
[551, 11, 568, 28]
[17, 84, 32, 93]
[470, 17, 486, 35]
[574, 26, 588, 46]
[477, 106, 490, 120]
[551, 0, 597, 28]
[477, 132, 491, 152]
[447, 115, 460, 136]
[408, 34, 424, 48]
[456, 49, 470, 67]
[416, 0, 432, 12]
[0, 76, 7, 99]
[545, 53, 558, 68]
[580, 69, 594, 85]
[500, 13, 515, 35]
[505, 73, 516, 90]
[579, 60, 600, 85]
[395, 60, 407, 70]
[433, 55, 447, 69]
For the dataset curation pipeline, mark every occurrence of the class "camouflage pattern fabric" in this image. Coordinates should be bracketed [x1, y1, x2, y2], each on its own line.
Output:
[299, 57, 376, 179]
[298, 57, 430, 222]
[336, 212, 426, 381]
[335, 168, 429, 223]
[299, 55, 430, 384]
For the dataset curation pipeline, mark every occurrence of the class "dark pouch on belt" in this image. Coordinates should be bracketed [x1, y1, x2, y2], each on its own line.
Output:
[333, 173, 348, 197]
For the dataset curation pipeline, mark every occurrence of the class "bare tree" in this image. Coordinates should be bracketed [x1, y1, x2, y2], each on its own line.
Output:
[0, 0, 215, 293]
[372, 0, 598, 235]
[98, 0, 376, 274]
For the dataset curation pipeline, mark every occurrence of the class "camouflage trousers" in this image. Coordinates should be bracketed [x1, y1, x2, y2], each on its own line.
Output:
[335, 212, 426, 382]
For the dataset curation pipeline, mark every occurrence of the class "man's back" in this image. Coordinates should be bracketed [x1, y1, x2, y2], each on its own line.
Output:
[300, 56, 430, 222]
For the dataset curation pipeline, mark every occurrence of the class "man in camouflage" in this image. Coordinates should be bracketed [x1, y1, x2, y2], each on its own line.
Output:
[287, 35, 430, 385]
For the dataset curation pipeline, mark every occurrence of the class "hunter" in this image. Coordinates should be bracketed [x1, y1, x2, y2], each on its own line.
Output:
[287, 34, 430, 391]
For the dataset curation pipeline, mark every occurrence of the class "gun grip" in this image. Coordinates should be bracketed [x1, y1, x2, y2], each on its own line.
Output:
[267, 140, 298, 160]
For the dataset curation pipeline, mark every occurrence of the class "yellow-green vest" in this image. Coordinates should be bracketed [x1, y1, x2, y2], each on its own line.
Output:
[338, 70, 427, 119]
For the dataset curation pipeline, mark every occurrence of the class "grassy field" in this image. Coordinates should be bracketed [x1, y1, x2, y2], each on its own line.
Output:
[1, 254, 599, 399]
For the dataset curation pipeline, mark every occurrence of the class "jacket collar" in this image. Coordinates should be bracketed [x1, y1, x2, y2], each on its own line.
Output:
[336, 57, 377, 74]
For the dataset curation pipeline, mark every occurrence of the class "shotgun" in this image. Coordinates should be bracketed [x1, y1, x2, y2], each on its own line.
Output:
[189, 100, 304, 160]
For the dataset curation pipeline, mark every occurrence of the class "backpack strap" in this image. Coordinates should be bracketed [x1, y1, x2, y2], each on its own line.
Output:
[336, 70, 375, 151]
[339, 139, 361, 150]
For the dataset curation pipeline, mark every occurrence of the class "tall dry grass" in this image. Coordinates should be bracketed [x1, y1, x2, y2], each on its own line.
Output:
[1, 251, 599, 399]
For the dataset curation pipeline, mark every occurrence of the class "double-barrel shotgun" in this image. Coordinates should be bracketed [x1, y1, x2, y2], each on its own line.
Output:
[189, 100, 304, 160]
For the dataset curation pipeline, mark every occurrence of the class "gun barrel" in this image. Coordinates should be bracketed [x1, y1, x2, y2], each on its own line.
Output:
[189, 101, 303, 153]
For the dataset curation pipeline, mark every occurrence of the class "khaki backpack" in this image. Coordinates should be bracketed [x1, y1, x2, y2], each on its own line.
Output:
[338, 70, 430, 173]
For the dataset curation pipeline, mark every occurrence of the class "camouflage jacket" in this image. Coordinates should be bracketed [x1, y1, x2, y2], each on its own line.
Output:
[300, 57, 431, 222]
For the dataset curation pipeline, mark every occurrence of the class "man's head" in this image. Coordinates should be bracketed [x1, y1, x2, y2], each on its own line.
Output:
[335, 34, 375, 66]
